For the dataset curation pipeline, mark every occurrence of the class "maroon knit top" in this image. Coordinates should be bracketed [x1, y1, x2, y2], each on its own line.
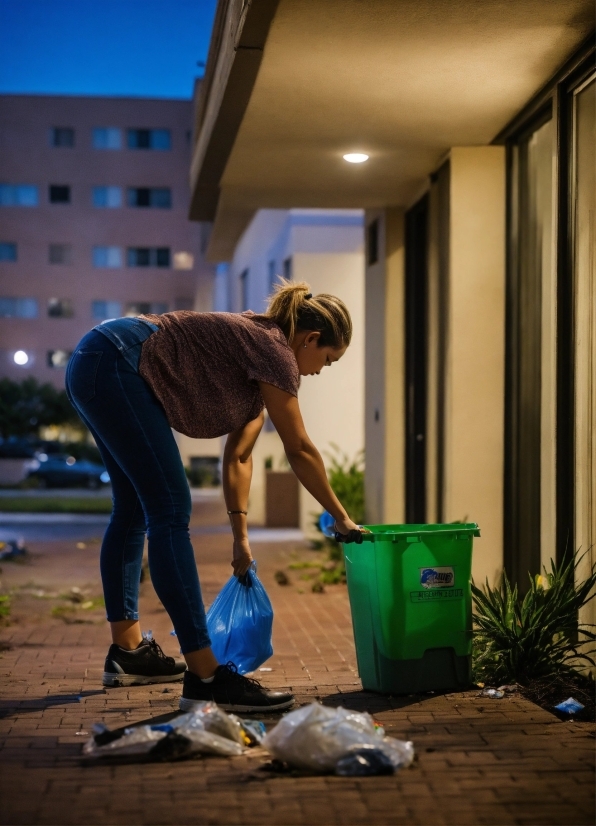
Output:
[138, 311, 299, 438]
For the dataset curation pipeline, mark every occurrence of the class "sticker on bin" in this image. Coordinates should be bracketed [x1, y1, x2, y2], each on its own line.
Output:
[420, 567, 454, 588]
[410, 588, 463, 603]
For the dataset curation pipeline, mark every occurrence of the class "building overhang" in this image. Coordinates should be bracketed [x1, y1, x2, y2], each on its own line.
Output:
[190, 0, 594, 261]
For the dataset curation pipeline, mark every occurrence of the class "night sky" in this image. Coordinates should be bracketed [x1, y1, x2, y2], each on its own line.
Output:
[0, 0, 217, 99]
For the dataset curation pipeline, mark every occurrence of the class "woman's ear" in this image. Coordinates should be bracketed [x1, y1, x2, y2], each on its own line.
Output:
[305, 331, 321, 347]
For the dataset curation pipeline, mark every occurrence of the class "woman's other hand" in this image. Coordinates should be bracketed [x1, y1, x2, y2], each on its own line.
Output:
[334, 516, 361, 535]
[232, 537, 254, 577]
[334, 517, 370, 544]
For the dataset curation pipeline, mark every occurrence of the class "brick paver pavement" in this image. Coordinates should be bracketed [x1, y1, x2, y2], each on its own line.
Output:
[0, 493, 594, 825]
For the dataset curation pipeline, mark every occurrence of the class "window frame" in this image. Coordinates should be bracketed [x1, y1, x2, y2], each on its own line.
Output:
[494, 34, 596, 573]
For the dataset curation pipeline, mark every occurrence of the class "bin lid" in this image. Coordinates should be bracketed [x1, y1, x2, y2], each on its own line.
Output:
[359, 523, 480, 541]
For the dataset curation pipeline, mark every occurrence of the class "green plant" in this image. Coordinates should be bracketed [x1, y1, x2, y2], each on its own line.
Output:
[324, 444, 365, 525]
[472, 550, 596, 685]
[0, 378, 83, 439]
[0, 595, 11, 623]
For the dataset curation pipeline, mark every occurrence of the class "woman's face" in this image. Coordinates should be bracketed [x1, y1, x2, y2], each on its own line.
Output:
[295, 331, 348, 377]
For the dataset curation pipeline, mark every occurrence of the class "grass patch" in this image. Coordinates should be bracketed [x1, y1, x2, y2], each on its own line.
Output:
[0, 497, 112, 514]
[0, 595, 11, 624]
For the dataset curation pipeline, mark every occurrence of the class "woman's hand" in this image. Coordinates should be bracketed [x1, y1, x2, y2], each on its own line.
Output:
[334, 516, 370, 544]
[334, 516, 361, 535]
[232, 537, 254, 577]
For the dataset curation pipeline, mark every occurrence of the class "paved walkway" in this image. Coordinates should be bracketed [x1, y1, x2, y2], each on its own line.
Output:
[0, 495, 594, 825]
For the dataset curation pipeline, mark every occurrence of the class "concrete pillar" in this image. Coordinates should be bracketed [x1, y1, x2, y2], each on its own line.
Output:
[364, 208, 406, 525]
[446, 147, 506, 586]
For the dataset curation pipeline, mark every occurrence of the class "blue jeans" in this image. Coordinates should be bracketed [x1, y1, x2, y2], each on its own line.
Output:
[65, 318, 211, 654]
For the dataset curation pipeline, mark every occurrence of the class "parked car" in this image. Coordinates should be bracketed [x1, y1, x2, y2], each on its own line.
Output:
[27, 454, 110, 489]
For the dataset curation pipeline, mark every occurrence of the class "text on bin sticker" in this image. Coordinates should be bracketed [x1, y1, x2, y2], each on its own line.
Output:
[410, 589, 463, 603]
[420, 566, 454, 588]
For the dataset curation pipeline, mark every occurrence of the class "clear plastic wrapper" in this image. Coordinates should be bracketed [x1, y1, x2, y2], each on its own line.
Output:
[83, 725, 167, 758]
[262, 702, 414, 773]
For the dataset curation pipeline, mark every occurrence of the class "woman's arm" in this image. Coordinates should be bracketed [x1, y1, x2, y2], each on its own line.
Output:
[258, 382, 360, 533]
[223, 412, 264, 575]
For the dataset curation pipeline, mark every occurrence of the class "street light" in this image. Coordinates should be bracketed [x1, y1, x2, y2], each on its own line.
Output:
[13, 350, 29, 365]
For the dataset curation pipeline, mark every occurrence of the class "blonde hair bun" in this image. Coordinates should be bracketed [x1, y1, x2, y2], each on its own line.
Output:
[263, 278, 352, 347]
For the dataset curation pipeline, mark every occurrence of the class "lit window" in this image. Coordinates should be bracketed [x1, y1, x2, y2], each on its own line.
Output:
[51, 128, 74, 147]
[0, 185, 38, 206]
[0, 297, 38, 318]
[93, 128, 122, 149]
[92, 300, 122, 320]
[47, 350, 72, 368]
[127, 129, 171, 150]
[0, 243, 17, 261]
[125, 301, 168, 316]
[49, 185, 70, 204]
[92, 186, 122, 208]
[49, 244, 73, 265]
[48, 298, 74, 318]
[127, 247, 170, 268]
[173, 252, 194, 270]
[127, 188, 171, 208]
[93, 246, 123, 268]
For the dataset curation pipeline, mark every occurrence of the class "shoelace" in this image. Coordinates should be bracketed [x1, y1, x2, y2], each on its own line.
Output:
[222, 661, 263, 692]
[146, 638, 174, 665]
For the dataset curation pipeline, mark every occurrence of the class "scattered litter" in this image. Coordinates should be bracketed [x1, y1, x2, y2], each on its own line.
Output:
[274, 570, 290, 586]
[262, 701, 414, 774]
[479, 688, 504, 699]
[554, 697, 585, 715]
[0, 540, 27, 561]
[259, 667, 273, 672]
[335, 746, 395, 777]
[206, 563, 273, 674]
[83, 702, 265, 762]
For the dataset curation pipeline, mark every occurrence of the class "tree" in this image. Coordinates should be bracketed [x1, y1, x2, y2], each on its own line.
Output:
[0, 378, 83, 439]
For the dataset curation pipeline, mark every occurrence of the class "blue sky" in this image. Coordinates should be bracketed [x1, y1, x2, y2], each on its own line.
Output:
[0, 0, 217, 98]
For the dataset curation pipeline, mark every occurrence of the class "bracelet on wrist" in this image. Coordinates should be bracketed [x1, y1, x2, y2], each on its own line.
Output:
[227, 510, 248, 515]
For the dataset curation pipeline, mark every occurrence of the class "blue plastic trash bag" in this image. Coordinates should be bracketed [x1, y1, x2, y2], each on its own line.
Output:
[319, 510, 336, 538]
[206, 562, 273, 674]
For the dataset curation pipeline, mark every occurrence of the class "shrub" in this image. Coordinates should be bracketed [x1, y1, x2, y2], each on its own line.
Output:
[472, 550, 596, 686]
[0, 378, 82, 439]
[324, 444, 365, 525]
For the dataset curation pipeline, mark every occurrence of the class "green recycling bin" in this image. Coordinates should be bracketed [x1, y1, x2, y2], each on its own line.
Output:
[343, 523, 480, 694]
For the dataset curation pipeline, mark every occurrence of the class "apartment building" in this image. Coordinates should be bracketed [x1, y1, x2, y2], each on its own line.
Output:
[0, 94, 215, 390]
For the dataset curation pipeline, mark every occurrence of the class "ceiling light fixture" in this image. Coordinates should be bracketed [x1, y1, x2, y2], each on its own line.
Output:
[343, 153, 369, 164]
[14, 350, 29, 365]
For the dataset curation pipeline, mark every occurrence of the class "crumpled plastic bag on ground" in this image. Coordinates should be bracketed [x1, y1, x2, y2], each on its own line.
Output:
[83, 704, 248, 761]
[206, 562, 273, 674]
[262, 702, 414, 773]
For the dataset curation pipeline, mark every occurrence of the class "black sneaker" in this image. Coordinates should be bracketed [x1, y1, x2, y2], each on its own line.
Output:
[103, 638, 187, 687]
[179, 662, 294, 713]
